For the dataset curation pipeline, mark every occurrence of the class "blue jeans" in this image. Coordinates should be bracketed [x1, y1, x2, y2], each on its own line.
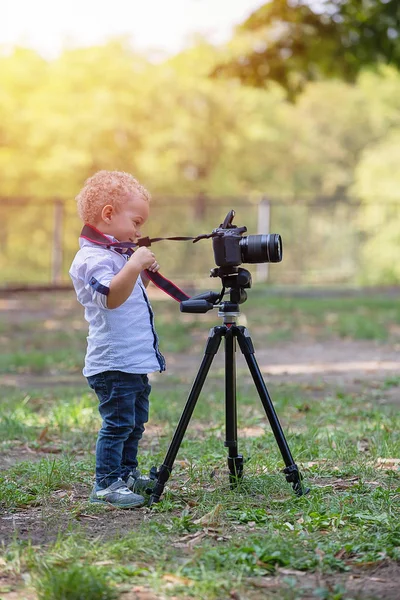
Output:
[87, 371, 150, 489]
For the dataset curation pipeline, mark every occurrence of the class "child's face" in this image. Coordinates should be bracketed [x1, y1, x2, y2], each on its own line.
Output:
[103, 192, 149, 242]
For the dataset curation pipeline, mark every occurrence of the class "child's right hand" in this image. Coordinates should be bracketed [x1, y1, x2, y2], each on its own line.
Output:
[129, 247, 159, 272]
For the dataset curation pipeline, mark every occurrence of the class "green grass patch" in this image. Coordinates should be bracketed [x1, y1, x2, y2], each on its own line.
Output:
[0, 349, 84, 374]
[0, 388, 98, 449]
[2, 471, 399, 599]
[0, 456, 93, 508]
[34, 563, 118, 600]
[245, 292, 400, 342]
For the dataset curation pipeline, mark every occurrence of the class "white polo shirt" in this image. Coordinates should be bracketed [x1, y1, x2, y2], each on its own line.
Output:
[69, 236, 165, 377]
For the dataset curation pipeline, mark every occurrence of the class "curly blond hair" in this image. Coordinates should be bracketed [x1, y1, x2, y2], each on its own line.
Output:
[76, 170, 151, 224]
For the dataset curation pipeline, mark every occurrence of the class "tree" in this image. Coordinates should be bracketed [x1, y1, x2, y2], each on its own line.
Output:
[0, 48, 48, 197]
[212, 0, 400, 98]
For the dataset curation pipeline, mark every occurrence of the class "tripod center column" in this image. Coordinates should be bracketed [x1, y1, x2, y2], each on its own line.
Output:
[224, 319, 238, 454]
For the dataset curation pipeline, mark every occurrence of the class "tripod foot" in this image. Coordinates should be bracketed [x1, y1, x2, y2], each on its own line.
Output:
[148, 464, 171, 507]
[283, 464, 310, 497]
[228, 455, 244, 487]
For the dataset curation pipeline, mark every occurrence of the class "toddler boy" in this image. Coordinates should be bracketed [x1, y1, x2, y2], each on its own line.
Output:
[69, 170, 164, 508]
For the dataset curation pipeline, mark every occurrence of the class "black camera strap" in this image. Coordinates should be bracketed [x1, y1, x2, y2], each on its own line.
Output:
[79, 224, 216, 302]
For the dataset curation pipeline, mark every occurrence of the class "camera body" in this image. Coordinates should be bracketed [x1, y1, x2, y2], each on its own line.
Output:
[212, 210, 282, 268]
[213, 226, 247, 267]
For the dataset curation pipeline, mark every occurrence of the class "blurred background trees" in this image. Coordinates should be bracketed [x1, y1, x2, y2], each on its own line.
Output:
[1, 1, 399, 284]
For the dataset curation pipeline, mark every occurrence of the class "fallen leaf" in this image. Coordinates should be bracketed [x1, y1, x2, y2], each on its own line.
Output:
[278, 568, 306, 576]
[37, 446, 62, 453]
[52, 490, 68, 498]
[173, 531, 206, 548]
[22, 444, 36, 454]
[121, 585, 160, 599]
[175, 460, 191, 468]
[248, 578, 279, 589]
[357, 439, 370, 452]
[186, 500, 198, 507]
[194, 503, 223, 526]
[315, 477, 359, 490]
[315, 548, 325, 561]
[376, 458, 400, 470]
[162, 574, 193, 586]
[303, 460, 328, 468]
[38, 427, 49, 442]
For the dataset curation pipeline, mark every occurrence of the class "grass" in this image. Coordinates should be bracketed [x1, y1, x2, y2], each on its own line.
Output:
[1, 377, 399, 598]
[0, 289, 399, 599]
[246, 292, 400, 342]
[0, 388, 98, 450]
[34, 564, 118, 600]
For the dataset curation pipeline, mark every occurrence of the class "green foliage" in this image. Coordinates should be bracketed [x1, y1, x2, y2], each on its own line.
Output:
[213, 0, 400, 97]
[0, 39, 398, 202]
[353, 128, 400, 283]
[0, 39, 400, 284]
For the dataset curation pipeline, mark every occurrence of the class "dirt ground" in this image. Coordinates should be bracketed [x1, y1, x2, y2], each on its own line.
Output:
[1, 337, 399, 389]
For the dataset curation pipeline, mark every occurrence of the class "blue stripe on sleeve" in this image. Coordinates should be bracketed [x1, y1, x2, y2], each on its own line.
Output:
[89, 277, 110, 296]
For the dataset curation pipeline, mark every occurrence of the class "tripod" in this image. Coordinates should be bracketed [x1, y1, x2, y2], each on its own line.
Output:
[148, 268, 308, 506]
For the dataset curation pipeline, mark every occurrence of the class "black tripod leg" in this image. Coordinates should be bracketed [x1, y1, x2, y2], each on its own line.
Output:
[149, 326, 224, 506]
[225, 327, 243, 486]
[234, 326, 308, 496]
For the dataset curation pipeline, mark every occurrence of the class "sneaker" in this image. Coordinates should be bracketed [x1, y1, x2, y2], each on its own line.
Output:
[126, 468, 156, 495]
[89, 479, 145, 508]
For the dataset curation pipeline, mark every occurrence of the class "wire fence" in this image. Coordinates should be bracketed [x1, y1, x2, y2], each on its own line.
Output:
[0, 195, 399, 288]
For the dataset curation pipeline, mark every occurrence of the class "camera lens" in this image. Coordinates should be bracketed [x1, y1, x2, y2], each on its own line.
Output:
[240, 234, 283, 263]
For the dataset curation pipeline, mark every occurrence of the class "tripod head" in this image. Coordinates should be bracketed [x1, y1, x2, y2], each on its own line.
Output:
[180, 267, 252, 314]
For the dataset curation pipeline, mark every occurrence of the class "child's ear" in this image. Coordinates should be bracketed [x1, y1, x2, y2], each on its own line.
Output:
[101, 204, 113, 223]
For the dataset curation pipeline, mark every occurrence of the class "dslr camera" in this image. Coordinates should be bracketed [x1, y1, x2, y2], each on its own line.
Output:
[212, 210, 282, 268]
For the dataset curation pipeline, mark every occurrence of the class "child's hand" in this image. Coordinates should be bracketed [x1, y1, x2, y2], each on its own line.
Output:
[130, 247, 160, 272]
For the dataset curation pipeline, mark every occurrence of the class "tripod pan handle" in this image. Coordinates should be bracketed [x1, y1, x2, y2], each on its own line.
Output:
[180, 299, 214, 313]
